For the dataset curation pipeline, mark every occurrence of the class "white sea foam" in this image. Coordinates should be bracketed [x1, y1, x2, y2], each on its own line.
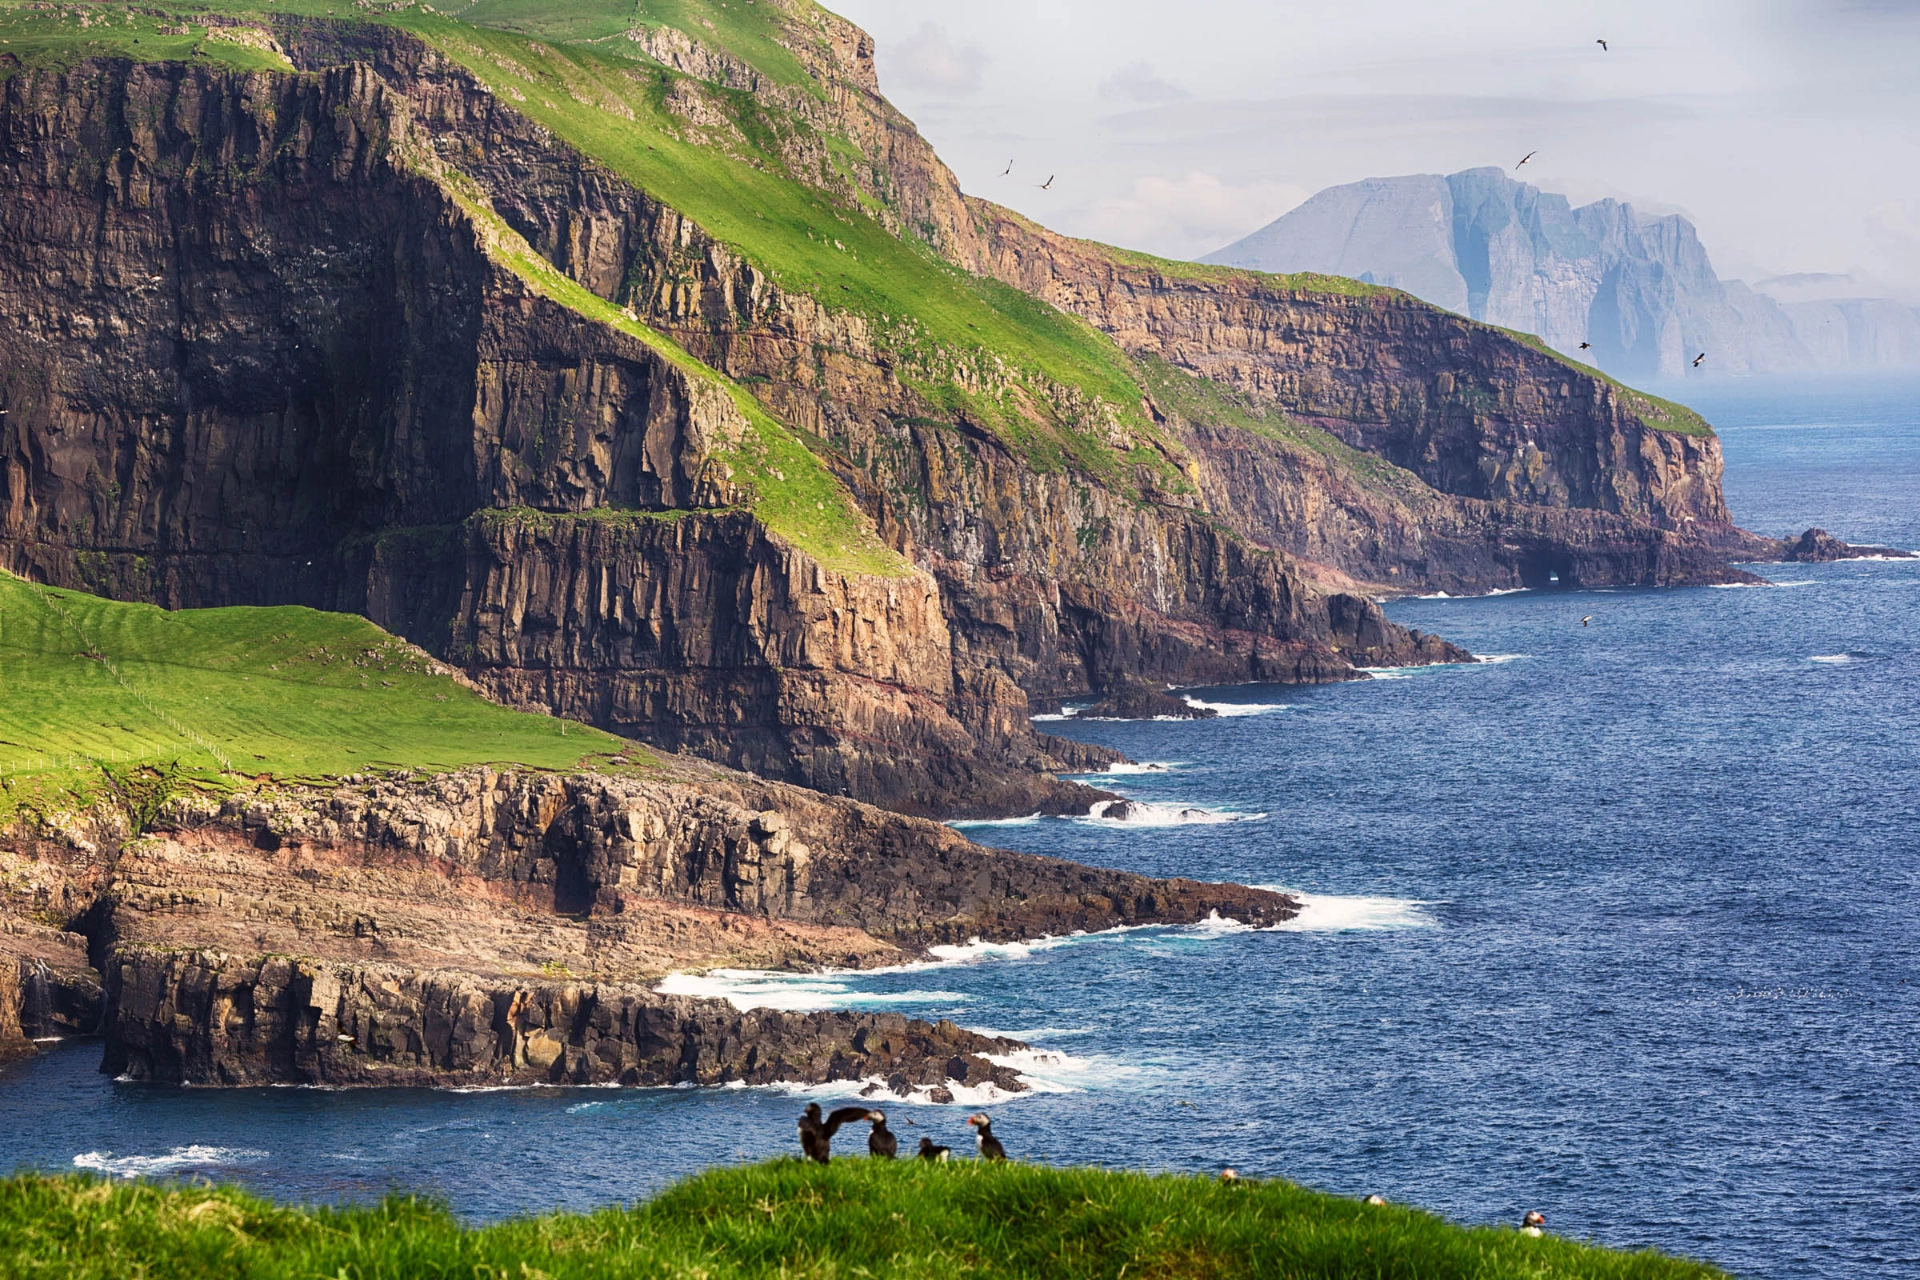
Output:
[73, 1146, 268, 1179]
[656, 970, 970, 1012]
[1807, 652, 1874, 665]
[1094, 761, 1181, 775]
[946, 813, 1043, 829]
[1712, 579, 1817, 589]
[1257, 889, 1437, 932]
[1181, 697, 1291, 717]
[1079, 799, 1265, 827]
[1413, 586, 1527, 600]
[1474, 653, 1527, 665]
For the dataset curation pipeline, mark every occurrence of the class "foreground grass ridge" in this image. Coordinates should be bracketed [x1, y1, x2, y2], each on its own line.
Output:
[0, 1163, 1727, 1280]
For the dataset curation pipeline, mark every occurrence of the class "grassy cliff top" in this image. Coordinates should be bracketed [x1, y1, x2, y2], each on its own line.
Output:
[0, 571, 632, 819]
[0, 1162, 1726, 1280]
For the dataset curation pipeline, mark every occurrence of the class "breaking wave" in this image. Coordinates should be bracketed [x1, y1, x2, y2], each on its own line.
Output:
[73, 1146, 268, 1179]
[1808, 652, 1878, 664]
[1180, 697, 1291, 716]
[1259, 889, 1437, 932]
[655, 970, 969, 1012]
[1078, 799, 1265, 826]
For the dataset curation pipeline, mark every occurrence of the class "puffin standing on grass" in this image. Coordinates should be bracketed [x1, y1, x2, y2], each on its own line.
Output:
[866, 1110, 898, 1158]
[968, 1113, 1007, 1161]
[1521, 1210, 1547, 1237]
[798, 1103, 874, 1163]
[917, 1137, 951, 1162]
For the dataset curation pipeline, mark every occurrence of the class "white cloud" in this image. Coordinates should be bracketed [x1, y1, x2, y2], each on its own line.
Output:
[886, 23, 988, 95]
[1074, 171, 1312, 261]
[1099, 60, 1189, 103]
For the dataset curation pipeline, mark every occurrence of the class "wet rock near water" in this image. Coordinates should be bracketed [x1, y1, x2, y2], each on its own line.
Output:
[1780, 527, 1915, 562]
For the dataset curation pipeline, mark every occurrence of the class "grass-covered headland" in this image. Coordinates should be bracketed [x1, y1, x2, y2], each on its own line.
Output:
[0, 1162, 1724, 1280]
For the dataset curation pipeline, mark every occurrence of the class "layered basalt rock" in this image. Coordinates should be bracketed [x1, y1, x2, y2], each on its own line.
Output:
[102, 948, 1028, 1091]
[0, 43, 1454, 818]
[1, 764, 1301, 1086]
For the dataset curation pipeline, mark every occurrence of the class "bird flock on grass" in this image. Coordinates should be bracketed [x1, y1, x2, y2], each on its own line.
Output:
[797, 1103, 1004, 1163]
[794, 1106, 1554, 1236]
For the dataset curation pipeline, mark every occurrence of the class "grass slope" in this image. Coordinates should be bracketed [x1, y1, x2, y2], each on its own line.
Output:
[0, 571, 631, 819]
[0, 1163, 1726, 1280]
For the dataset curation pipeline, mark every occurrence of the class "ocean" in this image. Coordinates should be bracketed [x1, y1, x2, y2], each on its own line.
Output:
[3, 376, 1916, 1278]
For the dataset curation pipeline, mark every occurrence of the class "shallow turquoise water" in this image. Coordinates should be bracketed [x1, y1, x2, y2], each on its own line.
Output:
[4, 377, 1917, 1278]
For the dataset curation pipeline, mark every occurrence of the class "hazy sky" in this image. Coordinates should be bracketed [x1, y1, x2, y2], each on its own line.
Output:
[830, 0, 1920, 298]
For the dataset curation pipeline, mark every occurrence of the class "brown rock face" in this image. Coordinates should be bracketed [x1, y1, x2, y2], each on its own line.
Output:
[101, 949, 1029, 1092]
[0, 43, 1456, 818]
[2, 764, 1300, 1086]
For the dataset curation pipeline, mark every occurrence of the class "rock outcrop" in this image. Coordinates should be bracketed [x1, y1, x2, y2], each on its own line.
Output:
[1, 763, 1300, 1087]
[1780, 527, 1915, 562]
[102, 948, 1029, 1092]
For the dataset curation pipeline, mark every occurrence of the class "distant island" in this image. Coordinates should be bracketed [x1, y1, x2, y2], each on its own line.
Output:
[1204, 168, 1920, 378]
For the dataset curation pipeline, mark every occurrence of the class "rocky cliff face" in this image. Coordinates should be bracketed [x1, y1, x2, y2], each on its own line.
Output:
[0, 763, 1298, 1086]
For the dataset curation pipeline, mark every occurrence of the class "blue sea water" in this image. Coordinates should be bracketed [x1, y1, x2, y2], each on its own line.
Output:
[3, 378, 1918, 1278]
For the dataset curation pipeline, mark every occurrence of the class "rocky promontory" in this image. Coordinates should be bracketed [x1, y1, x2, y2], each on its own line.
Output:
[1, 762, 1298, 1089]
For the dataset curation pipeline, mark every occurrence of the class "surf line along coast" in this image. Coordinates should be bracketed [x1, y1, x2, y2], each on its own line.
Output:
[1, 767, 1301, 1089]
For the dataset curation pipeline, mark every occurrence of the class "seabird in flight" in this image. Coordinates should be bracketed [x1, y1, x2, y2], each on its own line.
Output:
[798, 1103, 873, 1164]
[1578, 341, 1592, 349]
[1516, 150, 1537, 169]
[1037, 174, 1055, 190]
[1596, 38, 1608, 51]
[1581, 616, 1592, 626]
[1002, 159, 1013, 176]
[1692, 352, 1707, 367]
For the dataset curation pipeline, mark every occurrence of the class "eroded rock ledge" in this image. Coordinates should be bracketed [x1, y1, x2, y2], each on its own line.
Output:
[2, 764, 1299, 1088]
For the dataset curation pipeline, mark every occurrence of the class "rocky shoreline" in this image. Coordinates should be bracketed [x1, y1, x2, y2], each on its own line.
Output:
[1, 762, 1298, 1090]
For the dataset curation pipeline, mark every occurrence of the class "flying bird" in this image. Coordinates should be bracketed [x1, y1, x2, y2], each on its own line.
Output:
[1037, 174, 1055, 190]
[1001, 159, 1013, 176]
[1596, 38, 1608, 51]
[1581, 616, 1592, 627]
[1692, 352, 1707, 367]
[1516, 151, 1537, 169]
[797, 1103, 873, 1164]
[968, 1113, 1007, 1161]
[1578, 341, 1592, 350]
[865, 1111, 898, 1159]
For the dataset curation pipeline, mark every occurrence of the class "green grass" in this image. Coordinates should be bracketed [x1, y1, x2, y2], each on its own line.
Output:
[0, 5, 292, 75]
[0, 1162, 1726, 1280]
[433, 170, 907, 575]
[0, 571, 634, 819]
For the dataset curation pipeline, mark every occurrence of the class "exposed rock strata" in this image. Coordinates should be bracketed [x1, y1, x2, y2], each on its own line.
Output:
[0, 42, 1456, 818]
[1, 764, 1301, 1086]
[103, 948, 1027, 1091]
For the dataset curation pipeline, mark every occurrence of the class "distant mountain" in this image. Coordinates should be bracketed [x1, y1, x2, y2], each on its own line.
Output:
[1203, 168, 1920, 378]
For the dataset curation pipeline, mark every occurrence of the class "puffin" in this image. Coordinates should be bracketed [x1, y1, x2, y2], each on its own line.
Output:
[866, 1110, 898, 1159]
[1521, 1210, 1547, 1237]
[917, 1136, 951, 1162]
[968, 1113, 1007, 1161]
[797, 1103, 874, 1164]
